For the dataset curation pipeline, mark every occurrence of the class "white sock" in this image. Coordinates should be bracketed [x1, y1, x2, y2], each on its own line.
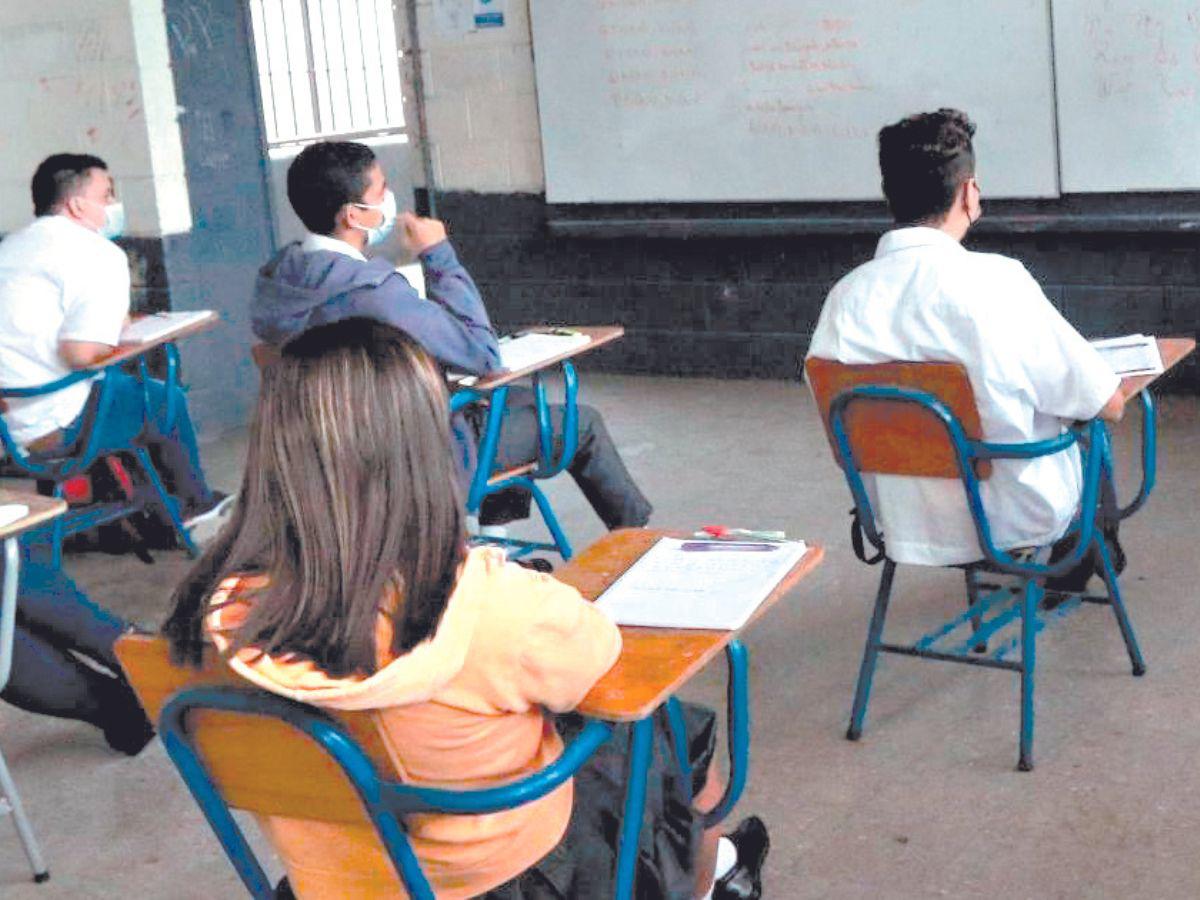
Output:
[699, 837, 739, 899]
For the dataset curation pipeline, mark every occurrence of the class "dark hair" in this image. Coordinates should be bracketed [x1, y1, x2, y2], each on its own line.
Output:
[286, 141, 377, 234]
[877, 109, 976, 225]
[163, 318, 466, 677]
[31, 153, 108, 217]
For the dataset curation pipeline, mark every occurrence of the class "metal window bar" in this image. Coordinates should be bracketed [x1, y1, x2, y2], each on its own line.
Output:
[249, 0, 407, 148]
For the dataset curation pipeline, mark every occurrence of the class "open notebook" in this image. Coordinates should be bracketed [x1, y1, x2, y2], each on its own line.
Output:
[119, 311, 214, 344]
[1090, 334, 1163, 377]
[594, 537, 809, 630]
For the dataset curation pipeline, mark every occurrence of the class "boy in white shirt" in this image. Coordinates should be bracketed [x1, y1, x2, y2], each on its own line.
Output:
[808, 110, 1125, 588]
[0, 153, 230, 542]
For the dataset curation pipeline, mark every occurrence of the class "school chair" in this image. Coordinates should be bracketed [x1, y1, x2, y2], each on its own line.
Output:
[0, 538, 50, 885]
[805, 359, 1154, 771]
[0, 347, 199, 565]
[252, 342, 580, 560]
[450, 363, 580, 560]
[114, 634, 621, 899]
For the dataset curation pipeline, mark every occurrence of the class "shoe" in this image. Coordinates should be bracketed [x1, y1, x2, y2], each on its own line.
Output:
[184, 493, 236, 546]
[514, 557, 555, 573]
[713, 816, 770, 900]
[97, 674, 155, 756]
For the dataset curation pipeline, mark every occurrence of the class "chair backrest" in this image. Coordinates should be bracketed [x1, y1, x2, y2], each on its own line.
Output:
[115, 634, 392, 824]
[115, 633, 613, 899]
[805, 357, 992, 480]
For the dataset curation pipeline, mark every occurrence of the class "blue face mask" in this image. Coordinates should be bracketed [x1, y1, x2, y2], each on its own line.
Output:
[351, 189, 398, 246]
[85, 198, 125, 240]
[99, 202, 125, 240]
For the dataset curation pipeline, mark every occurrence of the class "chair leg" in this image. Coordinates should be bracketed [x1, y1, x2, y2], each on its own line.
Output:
[847, 559, 896, 741]
[1017, 578, 1040, 772]
[50, 484, 66, 570]
[132, 448, 199, 558]
[527, 482, 573, 560]
[0, 748, 49, 882]
[614, 717, 654, 900]
[1095, 537, 1146, 677]
[964, 568, 987, 654]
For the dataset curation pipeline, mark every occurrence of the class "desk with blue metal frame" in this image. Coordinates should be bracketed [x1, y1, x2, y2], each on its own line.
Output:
[0, 489, 67, 884]
[556, 528, 825, 900]
[0, 311, 219, 563]
[452, 325, 625, 560]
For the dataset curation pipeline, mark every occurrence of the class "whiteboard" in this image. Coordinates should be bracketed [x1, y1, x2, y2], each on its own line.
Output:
[1053, 0, 1200, 192]
[530, 0, 1060, 203]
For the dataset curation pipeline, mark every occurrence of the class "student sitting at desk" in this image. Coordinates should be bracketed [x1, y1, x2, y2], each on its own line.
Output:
[1, 543, 152, 755]
[807, 109, 1125, 587]
[250, 140, 652, 531]
[0, 153, 233, 544]
[163, 320, 766, 900]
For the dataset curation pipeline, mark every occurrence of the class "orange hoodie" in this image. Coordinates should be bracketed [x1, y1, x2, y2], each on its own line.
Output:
[205, 547, 622, 899]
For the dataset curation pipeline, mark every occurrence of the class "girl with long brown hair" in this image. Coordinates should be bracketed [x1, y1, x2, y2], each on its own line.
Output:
[163, 318, 767, 899]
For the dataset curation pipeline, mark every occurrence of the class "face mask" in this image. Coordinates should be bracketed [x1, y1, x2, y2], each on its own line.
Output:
[83, 197, 125, 240]
[351, 189, 397, 246]
[99, 202, 125, 240]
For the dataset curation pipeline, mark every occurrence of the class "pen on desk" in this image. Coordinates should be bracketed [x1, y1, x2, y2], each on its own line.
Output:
[680, 541, 778, 552]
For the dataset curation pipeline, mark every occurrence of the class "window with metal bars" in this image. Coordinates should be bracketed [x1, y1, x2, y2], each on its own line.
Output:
[249, 0, 407, 149]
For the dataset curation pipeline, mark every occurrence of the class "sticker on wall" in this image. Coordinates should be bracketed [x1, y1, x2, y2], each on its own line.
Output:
[473, 0, 505, 29]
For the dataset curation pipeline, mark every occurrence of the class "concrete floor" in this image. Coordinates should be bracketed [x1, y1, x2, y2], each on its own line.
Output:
[3, 373, 1199, 898]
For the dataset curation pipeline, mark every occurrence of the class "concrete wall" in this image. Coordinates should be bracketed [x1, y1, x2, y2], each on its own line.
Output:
[0, 0, 190, 237]
[414, 0, 543, 193]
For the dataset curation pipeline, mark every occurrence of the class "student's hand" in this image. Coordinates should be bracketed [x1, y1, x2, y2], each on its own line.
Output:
[400, 212, 448, 255]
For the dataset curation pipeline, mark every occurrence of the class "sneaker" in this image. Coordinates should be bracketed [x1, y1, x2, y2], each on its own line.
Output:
[184, 493, 236, 546]
[713, 816, 770, 900]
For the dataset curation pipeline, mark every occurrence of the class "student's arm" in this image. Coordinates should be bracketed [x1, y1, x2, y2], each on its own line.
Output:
[482, 568, 622, 713]
[1097, 388, 1126, 423]
[401, 213, 501, 373]
[58, 340, 116, 369]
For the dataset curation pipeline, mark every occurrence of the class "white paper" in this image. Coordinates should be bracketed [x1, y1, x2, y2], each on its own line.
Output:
[120, 311, 213, 344]
[595, 537, 809, 630]
[497, 331, 589, 372]
[0, 504, 30, 529]
[397, 262, 426, 299]
[1090, 334, 1163, 377]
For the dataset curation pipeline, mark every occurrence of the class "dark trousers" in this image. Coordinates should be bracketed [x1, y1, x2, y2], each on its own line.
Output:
[55, 370, 215, 516]
[1, 544, 128, 725]
[476, 389, 652, 530]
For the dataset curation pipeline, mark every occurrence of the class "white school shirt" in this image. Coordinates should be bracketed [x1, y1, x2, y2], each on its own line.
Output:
[807, 226, 1119, 566]
[301, 231, 367, 261]
[0, 216, 130, 446]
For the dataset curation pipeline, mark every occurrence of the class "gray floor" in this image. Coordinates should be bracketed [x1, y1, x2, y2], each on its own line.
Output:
[3, 374, 1199, 898]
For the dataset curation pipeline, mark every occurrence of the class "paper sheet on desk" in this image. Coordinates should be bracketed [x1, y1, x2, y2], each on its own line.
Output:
[594, 537, 808, 630]
[120, 311, 213, 344]
[1090, 334, 1163, 376]
[453, 331, 590, 386]
[0, 504, 30, 529]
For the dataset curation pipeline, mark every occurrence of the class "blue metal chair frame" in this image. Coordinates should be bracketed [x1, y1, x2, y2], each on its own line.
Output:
[829, 385, 1155, 771]
[451, 361, 581, 560]
[156, 638, 752, 900]
[0, 344, 198, 565]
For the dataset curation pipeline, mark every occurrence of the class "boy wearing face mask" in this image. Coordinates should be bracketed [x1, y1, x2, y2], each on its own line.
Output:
[0, 153, 231, 542]
[252, 141, 500, 374]
[253, 141, 653, 533]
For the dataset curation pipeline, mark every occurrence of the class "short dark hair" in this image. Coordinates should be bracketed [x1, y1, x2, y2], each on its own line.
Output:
[286, 141, 377, 234]
[878, 109, 976, 225]
[31, 153, 108, 216]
